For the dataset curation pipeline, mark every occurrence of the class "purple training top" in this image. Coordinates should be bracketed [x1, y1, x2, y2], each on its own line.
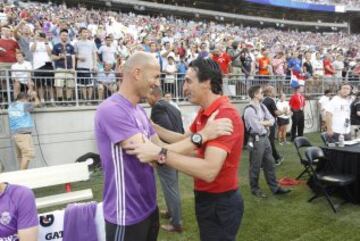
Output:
[95, 94, 157, 226]
[0, 184, 39, 241]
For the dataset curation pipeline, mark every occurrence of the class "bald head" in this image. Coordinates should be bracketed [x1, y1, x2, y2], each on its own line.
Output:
[123, 51, 159, 74]
[121, 51, 161, 100]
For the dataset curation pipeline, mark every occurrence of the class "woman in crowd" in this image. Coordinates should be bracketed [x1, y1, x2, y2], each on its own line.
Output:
[276, 92, 291, 144]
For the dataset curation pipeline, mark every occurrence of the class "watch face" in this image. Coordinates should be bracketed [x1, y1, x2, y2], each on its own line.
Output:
[192, 134, 202, 144]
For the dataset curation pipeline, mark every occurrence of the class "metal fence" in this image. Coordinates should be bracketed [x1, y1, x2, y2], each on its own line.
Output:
[1, 69, 359, 109]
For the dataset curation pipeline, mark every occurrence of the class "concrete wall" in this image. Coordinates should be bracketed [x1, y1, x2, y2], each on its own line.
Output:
[0, 100, 319, 171]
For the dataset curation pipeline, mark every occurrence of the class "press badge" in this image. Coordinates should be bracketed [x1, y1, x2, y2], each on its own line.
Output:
[255, 135, 260, 142]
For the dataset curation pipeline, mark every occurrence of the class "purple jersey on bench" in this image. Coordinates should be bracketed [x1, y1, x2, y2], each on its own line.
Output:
[0, 184, 38, 241]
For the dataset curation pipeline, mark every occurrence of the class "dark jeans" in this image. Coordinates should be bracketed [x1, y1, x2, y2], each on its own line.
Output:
[291, 110, 304, 141]
[195, 189, 244, 241]
[105, 208, 159, 241]
[269, 124, 281, 161]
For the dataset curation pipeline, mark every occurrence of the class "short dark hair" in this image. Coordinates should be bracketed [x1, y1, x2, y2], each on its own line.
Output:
[150, 86, 162, 98]
[16, 92, 30, 101]
[248, 85, 261, 99]
[79, 27, 88, 33]
[60, 29, 68, 34]
[324, 89, 331, 95]
[188, 58, 223, 95]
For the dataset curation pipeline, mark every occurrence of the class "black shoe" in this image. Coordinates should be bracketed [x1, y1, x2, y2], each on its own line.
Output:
[274, 187, 291, 195]
[252, 190, 267, 198]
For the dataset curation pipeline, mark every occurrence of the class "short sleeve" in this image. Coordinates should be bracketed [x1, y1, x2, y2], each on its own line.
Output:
[206, 108, 244, 153]
[16, 186, 39, 230]
[326, 98, 335, 114]
[189, 112, 201, 133]
[52, 45, 59, 55]
[97, 105, 141, 144]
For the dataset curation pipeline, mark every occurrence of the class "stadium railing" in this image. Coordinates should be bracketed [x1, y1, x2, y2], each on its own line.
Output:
[0, 69, 359, 108]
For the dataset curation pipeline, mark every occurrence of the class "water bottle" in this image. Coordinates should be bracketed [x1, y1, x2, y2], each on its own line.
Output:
[338, 134, 345, 148]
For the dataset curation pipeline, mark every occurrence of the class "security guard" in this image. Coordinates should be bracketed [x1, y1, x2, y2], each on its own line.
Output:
[243, 85, 291, 198]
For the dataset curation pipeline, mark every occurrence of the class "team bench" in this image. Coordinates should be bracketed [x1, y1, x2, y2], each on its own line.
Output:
[0, 162, 93, 209]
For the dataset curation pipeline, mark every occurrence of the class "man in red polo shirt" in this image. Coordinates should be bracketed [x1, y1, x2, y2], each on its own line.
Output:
[289, 84, 305, 141]
[0, 25, 20, 68]
[126, 58, 245, 241]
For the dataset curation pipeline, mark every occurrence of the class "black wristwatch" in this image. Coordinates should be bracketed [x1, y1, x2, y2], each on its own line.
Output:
[191, 133, 203, 147]
[157, 148, 168, 166]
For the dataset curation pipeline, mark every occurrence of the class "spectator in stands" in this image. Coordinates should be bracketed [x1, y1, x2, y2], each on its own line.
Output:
[333, 54, 345, 80]
[0, 25, 20, 69]
[30, 31, 54, 105]
[227, 41, 243, 96]
[0, 179, 39, 241]
[289, 84, 306, 141]
[163, 53, 177, 96]
[288, 50, 302, 76]
[198, 42, 208, 59]
[257, 48, 271, 85]
[150, 41, 164, 71]
[240, 47, 252, 78]
[75, 28, 98, 103]
[98, 35, 117, 68]
[325, 83, 353, 143]
[312, 52, 324, 78]
[146, 86, 184, 233]
[97, 62, 117, 100]
[8, 92, 40, 169]
[323, 54, 336, 91]
[11, 52, 33, 99]
[52, 29, 75, 105]
[272, 51, 286, 93]
[276, 92, 291, 144]
[161, 41, 175, 69]
[13, 19, 33, 62]
[318, 89, 332, 131]
[350, 91, 360, 139]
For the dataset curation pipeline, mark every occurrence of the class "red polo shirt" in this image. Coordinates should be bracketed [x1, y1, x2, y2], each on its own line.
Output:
[190, 96, 244, 193]
[0, 39, 20, 63]
[212, 52, 232, 74]
[289, 93, 305, 111]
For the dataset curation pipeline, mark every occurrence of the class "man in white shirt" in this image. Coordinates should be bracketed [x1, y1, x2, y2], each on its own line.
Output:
[11, 52, 33, 99]
[98, 36, 117, 67]
[74, 28, 98, 103]
[318, 89, 332, 131]
[325, 83, 353, 143]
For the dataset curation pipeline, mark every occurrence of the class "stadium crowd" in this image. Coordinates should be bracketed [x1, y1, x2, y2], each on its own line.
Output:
[0, 0, 360, 106]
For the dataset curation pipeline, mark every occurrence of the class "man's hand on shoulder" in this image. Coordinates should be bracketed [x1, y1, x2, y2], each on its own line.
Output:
[199, 110, 233, 143]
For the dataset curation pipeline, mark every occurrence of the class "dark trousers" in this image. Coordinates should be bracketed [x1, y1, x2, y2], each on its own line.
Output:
[249, 136, 279, 193]
[291, 110, 304, 141]
[105, 208, 159, 241]
[269, 124, 281, 161]
[157, 165, 182, 227]
[195, 190, 244, 241]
